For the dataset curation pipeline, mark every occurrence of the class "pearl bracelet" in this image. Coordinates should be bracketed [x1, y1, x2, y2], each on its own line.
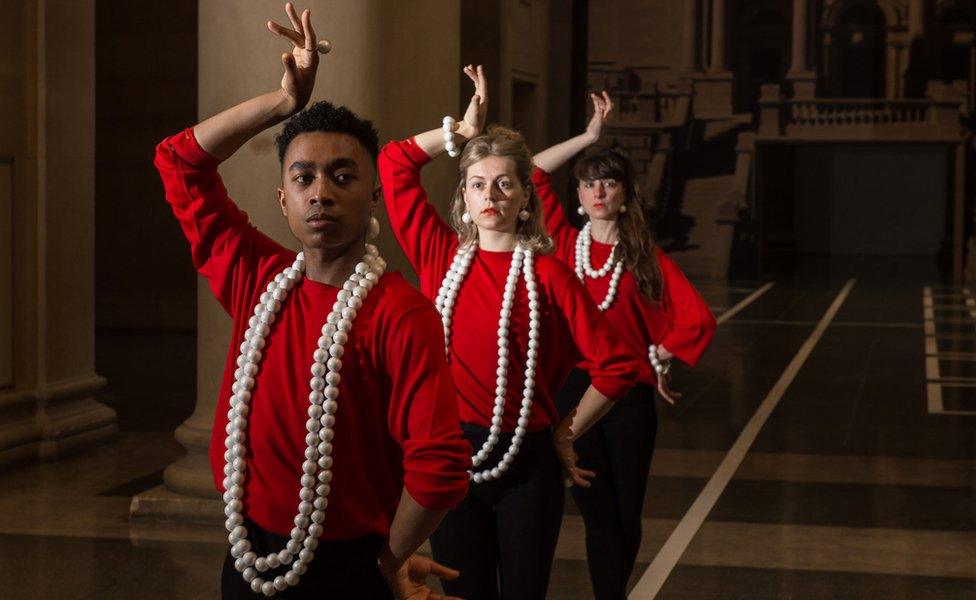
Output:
[442, 116, 459, 157]
[648, 344, 671, 377]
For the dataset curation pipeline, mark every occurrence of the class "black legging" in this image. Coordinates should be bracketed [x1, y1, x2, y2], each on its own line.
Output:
[220, 518, 393, 599]
[429, 423, 565, 600]
[557, 369, 657, 600]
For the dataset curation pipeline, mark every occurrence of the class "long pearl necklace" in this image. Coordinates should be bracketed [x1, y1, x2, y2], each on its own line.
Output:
[435, 243, 540, 483]
[574, 221, 624, 311]
[224, 244, 386, 597]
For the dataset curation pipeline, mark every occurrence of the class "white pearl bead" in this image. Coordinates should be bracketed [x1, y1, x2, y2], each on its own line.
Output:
[255, 557, 269, 572]
[266, 553, 281, 569]
[261, 580, 275, 596]
[285, 570, 300, 586]
[274, 575, 288, 591]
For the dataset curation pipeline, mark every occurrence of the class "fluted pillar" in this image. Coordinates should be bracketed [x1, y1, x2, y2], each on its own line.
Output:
[131, 0, 462, 526]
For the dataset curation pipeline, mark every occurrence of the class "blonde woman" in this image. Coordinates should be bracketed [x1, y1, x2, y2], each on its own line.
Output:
[378, 67, 640, 599]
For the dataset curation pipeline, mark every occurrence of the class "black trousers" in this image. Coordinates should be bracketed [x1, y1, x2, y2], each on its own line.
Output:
[429, 423, 565, 600]
[220, 518, 393, 599]
[557, 369, 657, 600]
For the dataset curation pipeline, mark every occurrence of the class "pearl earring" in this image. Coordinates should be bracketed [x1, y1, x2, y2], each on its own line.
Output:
[619, 204, 627, 214]
[367, 216, 380, 239]
[462, 212, 472, 224]
[443, 116, 459, 157]
[518, 208, 530, 221]
[577, 206, 585, 216]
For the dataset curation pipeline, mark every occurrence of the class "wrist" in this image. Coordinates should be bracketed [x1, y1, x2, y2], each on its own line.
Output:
[376, 543, 404, 581]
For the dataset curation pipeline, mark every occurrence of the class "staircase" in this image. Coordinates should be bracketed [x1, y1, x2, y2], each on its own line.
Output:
[666, 174, 737, 278]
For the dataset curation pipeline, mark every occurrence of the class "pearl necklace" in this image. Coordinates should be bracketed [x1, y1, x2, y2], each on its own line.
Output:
[223, 244, 386, 597]
[435, 243, 540, 483]
[575, 225, 670, 378]
[574, 222, 624, 311]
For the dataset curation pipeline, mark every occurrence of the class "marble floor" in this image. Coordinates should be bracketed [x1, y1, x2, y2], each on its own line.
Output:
[1, 256, 974, 599]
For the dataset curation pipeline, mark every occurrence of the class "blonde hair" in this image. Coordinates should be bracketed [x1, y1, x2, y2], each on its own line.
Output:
[449, 125, 554, 254]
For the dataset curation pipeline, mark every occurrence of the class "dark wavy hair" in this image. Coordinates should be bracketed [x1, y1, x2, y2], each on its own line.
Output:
[573, 148, 661, 301]
[275, 101, 379, 165]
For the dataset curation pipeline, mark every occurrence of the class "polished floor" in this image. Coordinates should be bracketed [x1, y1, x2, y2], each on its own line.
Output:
[1, 256, 974, 599]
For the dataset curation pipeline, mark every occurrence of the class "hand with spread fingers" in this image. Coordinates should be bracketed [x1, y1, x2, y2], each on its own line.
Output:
[553, 411, 597, 488]
[267, 2, 321, 114]
[383, 554, 463, 600]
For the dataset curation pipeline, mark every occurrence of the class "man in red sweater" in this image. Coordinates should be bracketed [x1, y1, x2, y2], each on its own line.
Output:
[153, 4, 470, 598]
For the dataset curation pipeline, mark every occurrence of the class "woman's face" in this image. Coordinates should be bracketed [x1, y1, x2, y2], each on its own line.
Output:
[462, 155, 530, 234]
[578, 177, 625, 220]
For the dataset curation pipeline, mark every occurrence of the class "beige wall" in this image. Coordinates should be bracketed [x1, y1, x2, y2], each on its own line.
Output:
[587, 0, 684, 73]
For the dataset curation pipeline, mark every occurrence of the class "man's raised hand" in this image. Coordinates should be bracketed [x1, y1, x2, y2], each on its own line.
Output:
[267, 2, 320, 114]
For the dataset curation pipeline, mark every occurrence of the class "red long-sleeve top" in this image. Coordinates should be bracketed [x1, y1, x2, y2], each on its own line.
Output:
[154, 128, 471, 539]
[532, 167, 716, 385]
[379, 138, 638, 431]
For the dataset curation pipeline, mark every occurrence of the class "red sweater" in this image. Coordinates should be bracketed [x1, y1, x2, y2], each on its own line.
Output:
[533, 167, 716, 385]
[379, 138, 638, 430]
[155, 129, 471, 538]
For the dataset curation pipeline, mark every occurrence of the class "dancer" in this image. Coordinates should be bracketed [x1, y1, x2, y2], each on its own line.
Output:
[154, 4, 470, 598]
[378, 67, 640, 600]
[532, 91, 716, 599]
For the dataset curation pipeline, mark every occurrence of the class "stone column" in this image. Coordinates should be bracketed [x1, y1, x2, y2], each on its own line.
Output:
[0, 0, 117, 469]
[694, 0, 733, 117]
[132, 0, 462, 526]
[708, 0, 727, 73]
[787, 0, 816, 98]
[680, 0, 699, 72]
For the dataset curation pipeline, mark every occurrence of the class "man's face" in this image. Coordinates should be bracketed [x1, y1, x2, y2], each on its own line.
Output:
[277, 131, 378, 253]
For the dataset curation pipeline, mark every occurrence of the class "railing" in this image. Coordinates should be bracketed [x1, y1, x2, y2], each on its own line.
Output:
[757, 84, 965, 140]
[787, 99, 938, 125]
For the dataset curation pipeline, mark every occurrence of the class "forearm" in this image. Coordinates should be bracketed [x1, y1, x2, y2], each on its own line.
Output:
[195, 89, 295, 161]
[560, 385, 613, 439]
[378, 489, 447, 572]
[533, 131, 599, 173]
[413, 125, 476, 160]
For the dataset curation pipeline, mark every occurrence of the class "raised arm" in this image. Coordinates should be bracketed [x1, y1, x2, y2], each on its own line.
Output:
[154, 3, 324, 313]
[532, 91, 612, 173]
[195, 2, 320, 159]
[378, 66, 487, 288]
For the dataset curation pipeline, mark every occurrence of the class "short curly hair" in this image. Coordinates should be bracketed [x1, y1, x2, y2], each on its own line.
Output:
[275, 101, 379, 165]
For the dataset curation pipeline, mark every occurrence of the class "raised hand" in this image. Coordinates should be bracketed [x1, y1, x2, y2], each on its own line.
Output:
[456, 65, 488, 140]
[384, 554, 462, 600]
[585, 91, 614, 141]
[267, 2, 320, 114]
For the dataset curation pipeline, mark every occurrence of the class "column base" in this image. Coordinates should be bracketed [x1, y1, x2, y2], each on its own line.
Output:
[130, 483, 223, 525]
[693, 71, 734, 119]
[0, 376, 116, 468]
[786, 70, 817, 99]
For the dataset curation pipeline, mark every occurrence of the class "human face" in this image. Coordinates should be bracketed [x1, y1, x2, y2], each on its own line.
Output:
[461, 155, 530, 234]
[277, 131, 378, 253]
[578, 177, 625, 220]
